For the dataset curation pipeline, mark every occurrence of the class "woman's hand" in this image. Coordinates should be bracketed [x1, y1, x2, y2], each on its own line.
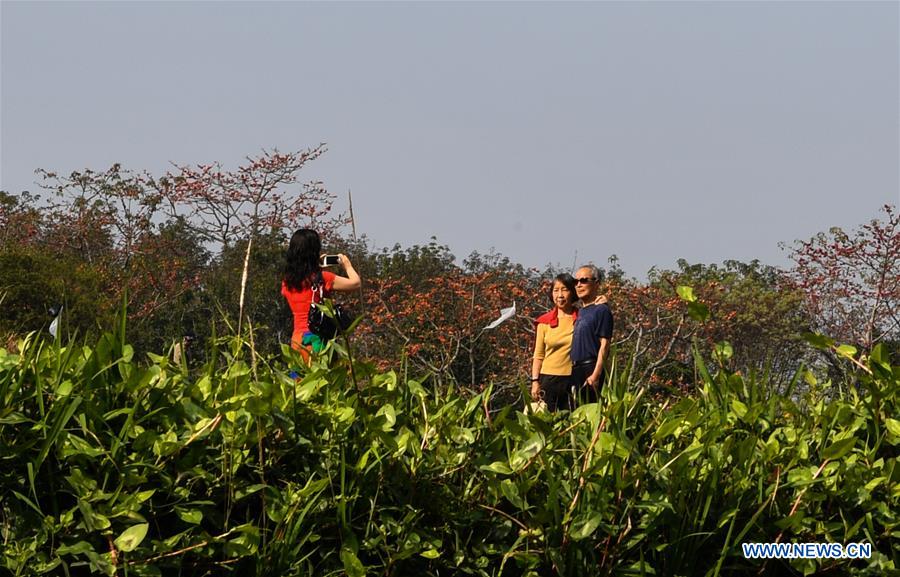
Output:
[530, 380, 542, 400]
[332, 254, 362, 291]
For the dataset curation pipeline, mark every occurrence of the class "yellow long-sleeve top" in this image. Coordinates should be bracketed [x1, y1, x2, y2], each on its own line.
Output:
[533, 313, 574, 376]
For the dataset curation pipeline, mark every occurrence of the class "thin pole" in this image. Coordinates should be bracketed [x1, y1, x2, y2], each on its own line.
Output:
[348, 188, 357, 240]
[347, 188, 368, 355]
[238, 236, 252, 335]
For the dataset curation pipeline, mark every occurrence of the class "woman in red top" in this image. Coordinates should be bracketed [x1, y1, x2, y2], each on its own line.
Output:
[281, 229, 361, 360]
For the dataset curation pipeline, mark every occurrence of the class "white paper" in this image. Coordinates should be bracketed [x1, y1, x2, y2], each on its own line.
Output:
[49, 307, 61, 338]
[484, 302, 516, 330]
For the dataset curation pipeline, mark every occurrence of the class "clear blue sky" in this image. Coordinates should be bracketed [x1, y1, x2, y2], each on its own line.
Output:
[2, 1, 898, 278]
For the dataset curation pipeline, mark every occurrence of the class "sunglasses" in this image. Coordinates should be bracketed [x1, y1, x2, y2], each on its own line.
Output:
[575, 277, 596, 284]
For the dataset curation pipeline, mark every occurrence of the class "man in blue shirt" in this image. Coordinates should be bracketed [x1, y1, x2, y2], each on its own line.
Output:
[570, 264, 614, 404]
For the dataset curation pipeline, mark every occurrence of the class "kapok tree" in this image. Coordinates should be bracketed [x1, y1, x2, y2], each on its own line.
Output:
[35, 165, 207, 330]
[36, 164, 160, 266]
[149, 148, 348, 336]
[355, 241, 544, 394]
[154, 146, 346, 247]
[0, 191, 43, 248]
[786, 204, 900, 351]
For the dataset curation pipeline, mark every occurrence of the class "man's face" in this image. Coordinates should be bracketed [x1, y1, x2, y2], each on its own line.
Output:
[575, 268, 596, 300]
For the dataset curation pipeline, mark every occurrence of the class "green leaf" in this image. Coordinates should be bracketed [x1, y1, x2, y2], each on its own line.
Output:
[802, 332, 833, 350]
[12, 490, 43, 517]
[245, 396, 271, 416]
[676, 286, 696, 302]
[450, 426, 476, 445]
[787, 466, 815, 485]
[481, 461, 513, 475]
[135, 489, 155, 502]
[223, 524, 259, 557]
[835, 344, 857, 359]
[687, 302, 709, 322]
[114, 523, 149, 552]
[61, 434, 104, 458]
[33, 558, 62, 573]
[57, 541, 95, 556]
[34, 395, 82, 473]
[714, 341, 733, 362]
[731, 400, 748, 419]
[225, 360, 251, 380]
[622, 561, 657, 575]
[373, 370, 398, 390]
[869, 343, 890, 370]
[420, 548, 440, 559]
[571, 402, 601, 430]
[91, 512, 111, 530]
[340, 547, 366, 577]
[596, 432, 631, 459]
[884, 419, 900, 437]
[56, 380, 73, 397]
[196, 375, 213, 400]
[803, 370, 817, 387]
[237, 485, 268, 502]
[655, 417, 685, 440]
[407, 379, 426, 398]
[500, 479, 525, 509]
[376, 404, 397, 431]
[103, 407, 133, 420]
[570, 513, 602, 540]
[0, 411, 27, 424]
[821, 437, 856, 460]
[356, 449, 371, 471]
[510, 434, 544, 470]
[334, 406, 356, 424]
[176, 508, 203, 525]
[864, 477, 886, 492]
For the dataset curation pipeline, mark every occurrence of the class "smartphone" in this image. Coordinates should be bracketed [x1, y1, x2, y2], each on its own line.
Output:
[320, 254, 340, 267]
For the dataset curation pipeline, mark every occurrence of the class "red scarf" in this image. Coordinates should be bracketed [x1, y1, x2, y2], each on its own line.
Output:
[535, 307, 577, 328]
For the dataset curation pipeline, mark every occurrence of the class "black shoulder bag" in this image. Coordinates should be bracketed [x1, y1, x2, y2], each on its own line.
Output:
[307, 273, 353, 341]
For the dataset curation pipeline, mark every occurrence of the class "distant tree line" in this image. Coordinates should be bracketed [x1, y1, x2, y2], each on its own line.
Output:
[2, 150, 897, 398]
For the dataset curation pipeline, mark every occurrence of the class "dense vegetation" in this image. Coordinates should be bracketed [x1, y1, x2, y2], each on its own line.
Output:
[1, 312, 898, 576]
[2, 152, 898, 574]
[2, 154, 898, 399]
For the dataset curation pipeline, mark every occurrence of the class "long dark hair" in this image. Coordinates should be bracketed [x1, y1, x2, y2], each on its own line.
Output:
[283, 229, 321, 291]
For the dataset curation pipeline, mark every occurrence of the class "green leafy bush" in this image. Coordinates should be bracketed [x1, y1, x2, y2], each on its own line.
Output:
[1, 321, 897, 576]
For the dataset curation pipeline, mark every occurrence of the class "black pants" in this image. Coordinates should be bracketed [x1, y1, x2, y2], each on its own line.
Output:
[572, 359, 604, 405]
[538, 374, 575, 412]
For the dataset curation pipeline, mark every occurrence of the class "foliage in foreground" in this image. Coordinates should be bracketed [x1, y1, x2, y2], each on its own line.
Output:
[1, 325, 898, 576]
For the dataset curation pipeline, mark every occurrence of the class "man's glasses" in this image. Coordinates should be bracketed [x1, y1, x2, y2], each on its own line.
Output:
[575, 277, 596, 284]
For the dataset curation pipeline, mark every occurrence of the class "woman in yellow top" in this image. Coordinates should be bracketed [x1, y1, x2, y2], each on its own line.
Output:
[531, 273, 578, 412]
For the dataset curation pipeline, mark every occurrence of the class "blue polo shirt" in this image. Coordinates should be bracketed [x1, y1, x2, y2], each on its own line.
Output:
[570, 303, 613, 363]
